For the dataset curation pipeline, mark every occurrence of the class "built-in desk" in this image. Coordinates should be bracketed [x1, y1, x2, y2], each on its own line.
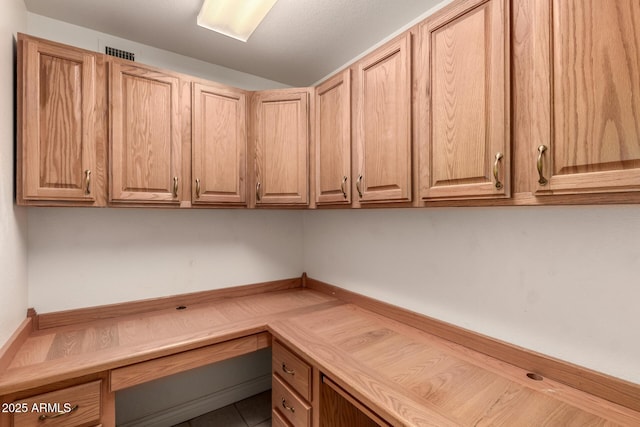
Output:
[0, 279, 639, 426]
[270, 304, 640, 426]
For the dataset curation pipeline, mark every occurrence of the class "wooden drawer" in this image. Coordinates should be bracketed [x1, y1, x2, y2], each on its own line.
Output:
[272, 340, 311, 400]
[272, 408, 293, 427]
[12, 381, 101, 427]
[272, 374, 311, 427]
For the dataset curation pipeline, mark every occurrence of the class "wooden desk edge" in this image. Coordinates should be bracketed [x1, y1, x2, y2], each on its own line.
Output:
[0, 317, 32, 373]
[110, 332, 271, 392]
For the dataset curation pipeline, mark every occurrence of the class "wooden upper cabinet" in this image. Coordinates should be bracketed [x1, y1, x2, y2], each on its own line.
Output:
[110, 61, 184, 204]
[419, 0, 509, 200]
[17, 34, 106, 205]
[532, 0, 640, 194]
[315, 69, 351, 205]
[192, 82, 247, 205]
[355, 34, 412, 203]
[252, 89, 310, 206]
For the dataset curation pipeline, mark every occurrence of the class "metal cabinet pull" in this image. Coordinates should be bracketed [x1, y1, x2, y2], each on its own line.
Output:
[281, 398, 295, 413]
[84, 170, 91, 195]
[172, 176, 179, 198]
[340, 176, 348, 199]
[282, 362, 295, 375]
[356, 175, 363, 199]
[195, 179, 201, 199]
[38, 404, 79, 421]
[537, 145, 548, 185]
[493, 152, 503, 190]
[256, 182, 261, 202]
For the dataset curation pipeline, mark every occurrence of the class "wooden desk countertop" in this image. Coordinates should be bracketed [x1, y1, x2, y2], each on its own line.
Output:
[1, 285, 639, 426]
[270, 303, 640, 426]
[0, 288, 339, 395]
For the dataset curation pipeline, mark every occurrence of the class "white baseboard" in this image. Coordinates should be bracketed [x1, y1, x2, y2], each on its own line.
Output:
[118, 374, 272, 427]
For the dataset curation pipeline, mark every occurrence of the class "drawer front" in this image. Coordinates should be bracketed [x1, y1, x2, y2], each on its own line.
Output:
[12, 381, 101, 427]
[272, 340, 312, 400]
[272, 408, 293, 427]
[272, 374, 311, 427]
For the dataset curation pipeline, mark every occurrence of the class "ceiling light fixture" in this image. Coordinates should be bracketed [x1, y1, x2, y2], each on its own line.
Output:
[197, 0, 279, 42]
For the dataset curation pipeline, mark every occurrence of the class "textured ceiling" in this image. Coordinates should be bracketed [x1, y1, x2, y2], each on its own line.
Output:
[23, 0, 447, 86]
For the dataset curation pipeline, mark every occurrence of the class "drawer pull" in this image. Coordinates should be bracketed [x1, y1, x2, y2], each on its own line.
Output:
[38, 404, 79, 421]
[340, 176, 348, 199]
[281, 398, 295, 413]
[537, 145, 548, 185]
[356, 175, 363, 198]
[493, 152, 503, 190]
[282, 362, 295, 376]
[84, 170, 91, 195]
[195, 178, 201, 199]
[173, 176, 179, 198]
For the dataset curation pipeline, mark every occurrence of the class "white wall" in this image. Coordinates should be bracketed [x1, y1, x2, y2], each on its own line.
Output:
[0, 0, 28, 347]
[303, 206, 640, 384]
[26, 13, 289, 90]
[28, 208, 303, 312]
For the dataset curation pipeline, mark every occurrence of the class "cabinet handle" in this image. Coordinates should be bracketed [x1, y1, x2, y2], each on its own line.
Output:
[38, 404, 79, 421]
[195, 179, 201, 199]
[340, 176, 348, 199]
[172, 176, 179, 198]
[537, 145, 548, 186]
[84, 170, 91, 195]
[281, 398, 295, 413]
[282, 362, 295, 376]
[356, 175, 363, 199]
[493, 152, 503, 190]
[256, 181, 261, 202]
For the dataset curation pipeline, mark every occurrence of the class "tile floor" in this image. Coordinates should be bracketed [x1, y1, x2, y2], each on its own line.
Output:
[173, 390, 271, 427]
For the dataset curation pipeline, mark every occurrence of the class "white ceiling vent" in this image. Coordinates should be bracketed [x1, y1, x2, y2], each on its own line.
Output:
[105, 46, 135, 61]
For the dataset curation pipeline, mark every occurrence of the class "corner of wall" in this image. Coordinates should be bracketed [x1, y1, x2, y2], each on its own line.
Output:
[0, 0, 29, 347]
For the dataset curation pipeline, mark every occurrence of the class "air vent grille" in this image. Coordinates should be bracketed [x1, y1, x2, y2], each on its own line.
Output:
[105, 46, 135, 61]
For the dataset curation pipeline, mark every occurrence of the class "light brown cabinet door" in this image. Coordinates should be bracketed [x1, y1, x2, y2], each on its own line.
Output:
[532, 0, 640, 194]
[192, 82, 247, 205]
[18, 35, 103, 204]
[355, 34, 412, 203]
[315, 69, 351, 205]
[110, 61, 183, 204]
[253, 89, 309, 206]
[419, 0, 509, 200]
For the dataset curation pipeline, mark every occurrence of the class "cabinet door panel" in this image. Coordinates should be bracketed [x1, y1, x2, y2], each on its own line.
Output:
[533, 0, 640, 194]
[20, 38, 98, 202]
[420, 0, 509, 200]
[316, 69, 351, 205]
[110, 62, 182, 203]
[356, 34, 412, 203]
[193, 83, 247, 204]
[254, 90, 309, 205]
